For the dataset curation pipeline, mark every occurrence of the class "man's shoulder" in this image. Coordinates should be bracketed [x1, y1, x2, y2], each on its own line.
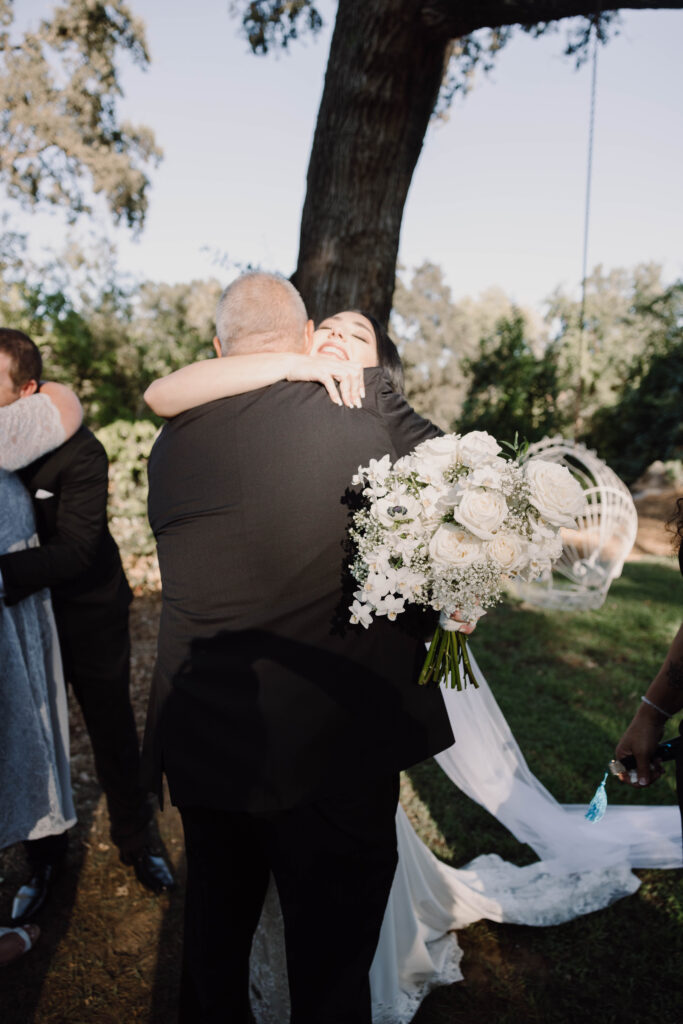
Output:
[20, 425, 107, 484]
[49, 425, 107, 468]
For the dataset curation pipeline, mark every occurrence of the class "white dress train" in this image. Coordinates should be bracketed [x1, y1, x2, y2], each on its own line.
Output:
[248, 643, 681, 1022]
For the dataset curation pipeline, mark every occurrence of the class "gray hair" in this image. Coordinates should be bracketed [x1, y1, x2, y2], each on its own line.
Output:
[215, 272, 308, 355]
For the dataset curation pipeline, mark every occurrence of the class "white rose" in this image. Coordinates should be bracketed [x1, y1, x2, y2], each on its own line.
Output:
[452, 487, 508, 540]
[372, 491, 423, 528]
[487, 532, 526, 572]
[525, 460, 586, 528]
[458, 431, 502, 466]
[414, 433, 461, 463]
[413, 434, 461, 480]
[428, 523, 482, 568]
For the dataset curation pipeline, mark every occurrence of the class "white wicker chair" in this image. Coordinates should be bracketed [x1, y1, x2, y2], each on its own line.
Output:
[511, 437, 638, 611]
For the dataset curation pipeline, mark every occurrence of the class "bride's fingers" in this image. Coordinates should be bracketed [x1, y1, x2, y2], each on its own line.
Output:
[335, 369, 363, 408]
[320, 374, 343, 406]
[335, 373, 353, 408]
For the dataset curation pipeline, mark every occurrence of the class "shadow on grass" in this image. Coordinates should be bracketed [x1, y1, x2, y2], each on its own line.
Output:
[149, 834, 186, 1023]
[411, 880, 683, 1024]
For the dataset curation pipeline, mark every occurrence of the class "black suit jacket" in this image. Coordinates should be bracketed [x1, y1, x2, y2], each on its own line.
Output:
[143, 368, 454, 813]
[0, 426, 132, 621]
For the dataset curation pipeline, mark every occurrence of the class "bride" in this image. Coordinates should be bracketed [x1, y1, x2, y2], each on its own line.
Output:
[146, 310, 681, 1023]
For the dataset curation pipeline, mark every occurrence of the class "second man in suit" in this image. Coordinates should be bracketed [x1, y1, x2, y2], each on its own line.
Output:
[0, 328, 174, 922]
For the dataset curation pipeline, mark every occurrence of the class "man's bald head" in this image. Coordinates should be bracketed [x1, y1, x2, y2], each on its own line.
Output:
[214, 272, 309, 356]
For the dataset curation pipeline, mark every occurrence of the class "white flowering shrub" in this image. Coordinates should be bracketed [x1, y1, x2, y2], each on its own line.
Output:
[96, 420, 161, 592]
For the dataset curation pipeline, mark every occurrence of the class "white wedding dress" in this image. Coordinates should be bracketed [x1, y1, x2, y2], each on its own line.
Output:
[248, 648, 681, 1024]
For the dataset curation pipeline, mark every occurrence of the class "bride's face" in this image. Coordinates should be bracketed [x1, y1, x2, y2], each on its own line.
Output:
[312, 311, 378, 367]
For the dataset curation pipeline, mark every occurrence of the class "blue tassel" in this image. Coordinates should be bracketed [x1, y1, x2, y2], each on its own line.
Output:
[585, 772, 609, 823]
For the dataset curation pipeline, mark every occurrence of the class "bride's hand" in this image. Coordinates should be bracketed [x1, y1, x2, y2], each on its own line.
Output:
[284, 354, 365, 409]
[445, 605, 486, 635]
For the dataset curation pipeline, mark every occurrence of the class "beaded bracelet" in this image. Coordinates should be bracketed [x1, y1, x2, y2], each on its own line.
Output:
[641, 695, 672, 719]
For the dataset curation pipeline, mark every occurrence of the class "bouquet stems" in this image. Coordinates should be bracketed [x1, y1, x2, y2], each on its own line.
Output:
[418, 625, 478, 690]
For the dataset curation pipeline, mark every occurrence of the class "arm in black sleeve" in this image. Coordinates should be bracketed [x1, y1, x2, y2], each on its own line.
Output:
[0, 441, 110, 605]
[371, 369, 444, 456]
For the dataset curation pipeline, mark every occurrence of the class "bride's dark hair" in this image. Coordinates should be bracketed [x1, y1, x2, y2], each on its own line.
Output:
[668, 496, 683, 553]
[356, 311, 405, 395]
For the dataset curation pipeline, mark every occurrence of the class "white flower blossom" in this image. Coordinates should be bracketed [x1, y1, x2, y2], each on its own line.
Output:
[468, 459, 507, 490]
[487, 532, 526, 572]
[373, 492, 423, 529]
[525, 460, 585, 528]
[361, 572, 392, 602]
[349, 599, 373, 628]
[452, 487, 508, 540]
[429, 523, 482, 568]
[458, 431, 502, 466]
[375, 594, 406, 620]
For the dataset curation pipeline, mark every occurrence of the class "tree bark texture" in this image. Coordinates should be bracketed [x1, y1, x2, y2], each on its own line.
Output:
[293, 0, 682, 325]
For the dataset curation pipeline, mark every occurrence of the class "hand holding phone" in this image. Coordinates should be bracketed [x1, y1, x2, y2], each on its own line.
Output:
[608, 735, 682, 775]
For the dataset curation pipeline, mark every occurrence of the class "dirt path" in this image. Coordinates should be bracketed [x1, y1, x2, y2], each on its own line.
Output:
[1, 489, 680, 1022]
[630, 487, 682, 558]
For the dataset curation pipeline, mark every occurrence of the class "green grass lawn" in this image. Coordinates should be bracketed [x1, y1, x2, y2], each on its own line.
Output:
[405, 558, 683, 1024]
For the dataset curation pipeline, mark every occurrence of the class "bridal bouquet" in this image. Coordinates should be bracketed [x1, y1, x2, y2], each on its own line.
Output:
[348, 431, 585, 690]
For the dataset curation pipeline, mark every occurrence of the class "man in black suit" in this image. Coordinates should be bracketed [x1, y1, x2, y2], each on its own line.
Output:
[0, 328, 174, 921]
[143, 273, 454, 1023]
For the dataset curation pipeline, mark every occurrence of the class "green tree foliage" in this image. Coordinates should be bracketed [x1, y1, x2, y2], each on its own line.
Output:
[581, 282, 683, 483]
[392, 261, 544, 428]
[0, 0, 161, 229]
[546, 263, 676, 426]
[458, 312, 568, 443]
[231, 0, 323, 53]
[0, 241, 220, 425]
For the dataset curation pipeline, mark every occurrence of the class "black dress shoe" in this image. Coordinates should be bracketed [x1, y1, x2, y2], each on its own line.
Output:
[11, 863, 59, 924]
[122, 848, 176, 894]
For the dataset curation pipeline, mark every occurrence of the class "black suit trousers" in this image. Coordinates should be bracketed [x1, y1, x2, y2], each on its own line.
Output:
[179, 774, 400, 1024]
[55, 604, 151, 853]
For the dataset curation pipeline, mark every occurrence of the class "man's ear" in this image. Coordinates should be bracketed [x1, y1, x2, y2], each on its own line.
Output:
[19, 379, 38, 398]
[212, 336, 223, 359]
[304, 319, 315, 353]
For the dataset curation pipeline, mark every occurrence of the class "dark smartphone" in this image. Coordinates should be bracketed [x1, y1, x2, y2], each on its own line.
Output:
[608, 735, 682, 775]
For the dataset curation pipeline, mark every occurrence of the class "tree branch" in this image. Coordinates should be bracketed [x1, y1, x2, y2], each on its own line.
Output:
[421, 0, 683, 38]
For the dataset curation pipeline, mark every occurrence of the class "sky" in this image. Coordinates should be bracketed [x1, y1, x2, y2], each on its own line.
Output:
[8, 1, 683, 312]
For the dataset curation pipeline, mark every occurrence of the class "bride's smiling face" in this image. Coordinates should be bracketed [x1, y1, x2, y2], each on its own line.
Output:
[312, 311, 378, 367]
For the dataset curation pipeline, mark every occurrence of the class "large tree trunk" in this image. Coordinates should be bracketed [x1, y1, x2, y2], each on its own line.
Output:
[293, 0, 682, 325]
[292, 0, 449, 325]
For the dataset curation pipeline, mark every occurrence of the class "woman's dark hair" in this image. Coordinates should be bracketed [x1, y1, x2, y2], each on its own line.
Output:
[0, 328, 42, 390]
[356, 311, 405, 395]
[668, 496, 683, 553]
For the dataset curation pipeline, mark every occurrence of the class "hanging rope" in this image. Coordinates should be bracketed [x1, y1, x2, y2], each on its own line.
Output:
[574, 13, 600, 432]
